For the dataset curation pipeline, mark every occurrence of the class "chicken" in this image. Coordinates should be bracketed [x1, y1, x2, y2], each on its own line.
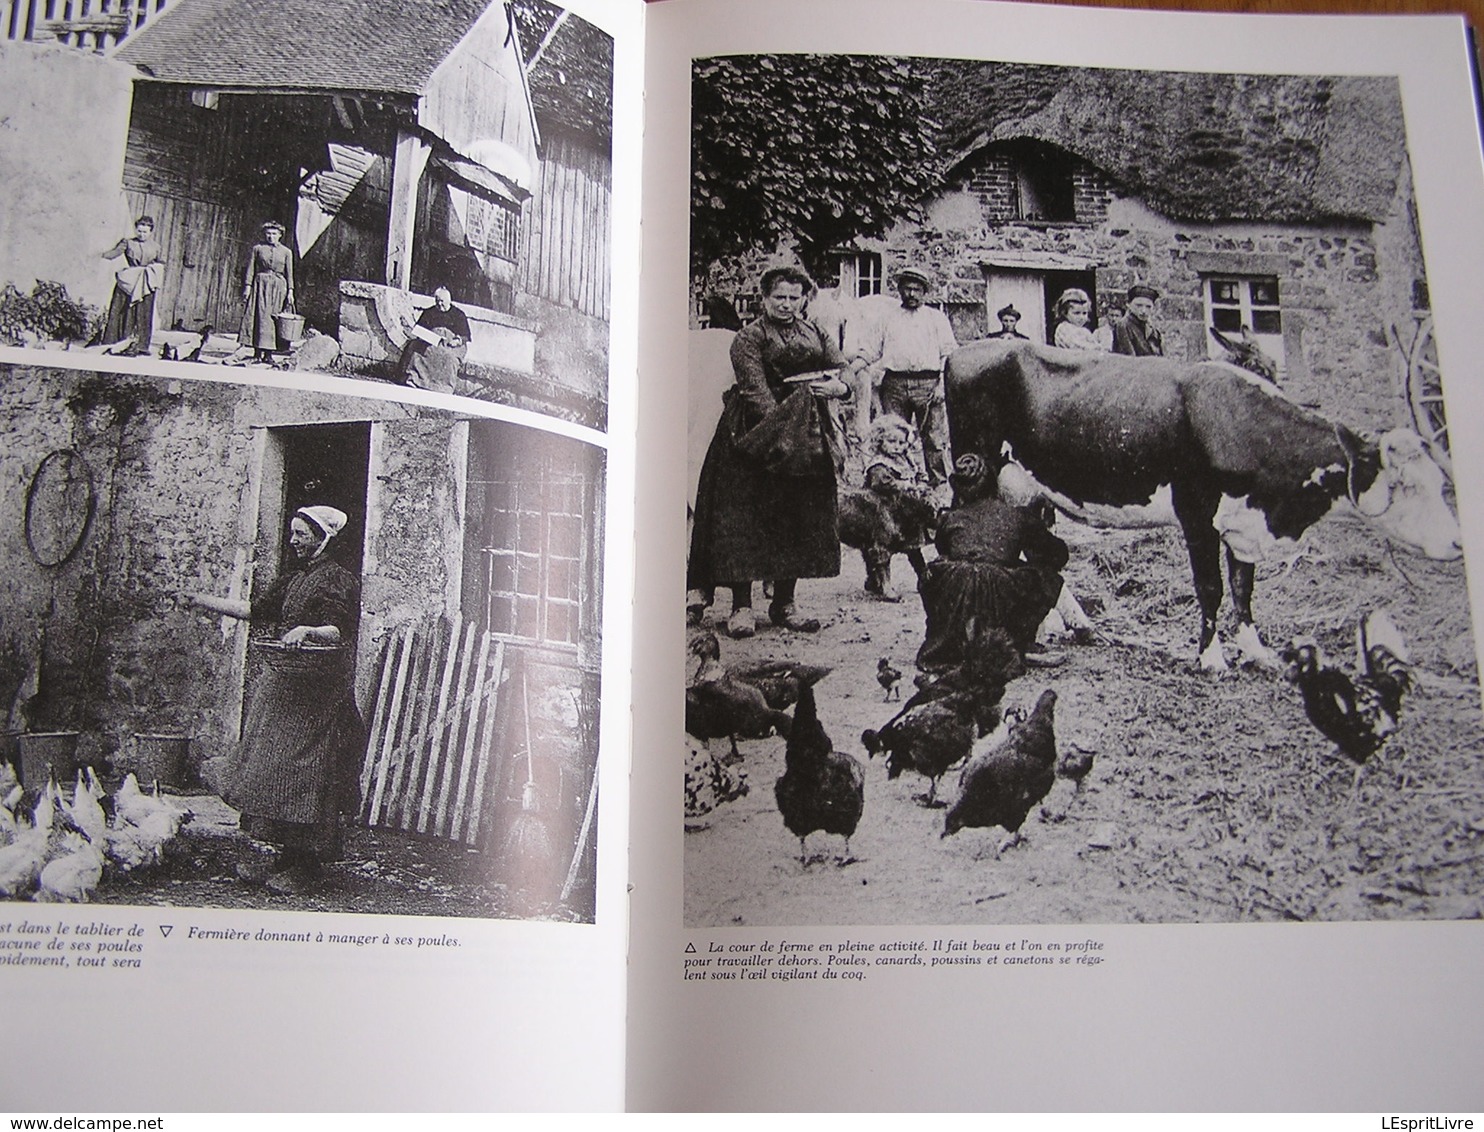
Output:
[0, 783, 56, 897]
[862, 629, 1023, 806]
[684, 734, 749, 821]
[901, 628, 1024, 736]
[0, 764, 21, 848]
[685, 631, 792, 758]
[1280, 609, 1413, 790]
[943, 688, 1058, 851]
[774, 684, 865, 865]
[862, 698, 975, 807]
[34, 829, 104, 902]
[106, 773, 189, 870]
[63, 769, 108, 848]
[876, 657, 902, 701]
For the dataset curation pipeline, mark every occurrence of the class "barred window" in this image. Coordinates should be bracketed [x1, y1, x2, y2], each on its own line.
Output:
[465, 423, 601, 651]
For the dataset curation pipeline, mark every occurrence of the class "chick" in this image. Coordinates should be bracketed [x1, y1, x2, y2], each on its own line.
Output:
[876, 657, 903, 701]
[1057, 743, 1095, 793]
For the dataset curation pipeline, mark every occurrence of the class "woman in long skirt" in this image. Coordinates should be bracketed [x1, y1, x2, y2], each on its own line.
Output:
[686, 264, 850, 638]
[100, 216, 163, 356]
[190, 505, 364, 895]
[240, 220, 295, 362]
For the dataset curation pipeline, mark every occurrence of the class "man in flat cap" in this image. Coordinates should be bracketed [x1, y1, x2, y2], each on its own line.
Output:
[1110, 283, 1164, 357]
[988, 303, 1029, 340]
[849, 266, 957, 486]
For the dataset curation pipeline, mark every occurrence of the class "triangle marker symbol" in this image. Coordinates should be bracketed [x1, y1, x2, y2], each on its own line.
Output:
[685, 942, 696, 954]
[160, 925, 174, 938]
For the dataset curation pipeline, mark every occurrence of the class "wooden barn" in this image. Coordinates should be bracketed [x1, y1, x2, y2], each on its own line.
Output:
[113, 0, 547, 382]
[510, 0, 613, 424]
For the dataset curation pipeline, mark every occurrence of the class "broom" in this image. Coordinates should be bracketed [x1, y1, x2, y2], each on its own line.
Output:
[501, 662, 555, 891]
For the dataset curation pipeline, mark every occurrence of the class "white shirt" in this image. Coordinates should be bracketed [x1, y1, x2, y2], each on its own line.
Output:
[853, 303, 957, 372]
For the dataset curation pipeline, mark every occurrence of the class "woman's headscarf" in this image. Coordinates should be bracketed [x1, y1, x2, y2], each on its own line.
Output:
[295, 505, 346, 559]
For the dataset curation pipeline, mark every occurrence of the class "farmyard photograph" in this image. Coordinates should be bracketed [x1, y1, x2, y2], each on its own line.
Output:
[0, 0, 613, 429]
[0, 362, 605, 921]
[681, 54, 1484, 927]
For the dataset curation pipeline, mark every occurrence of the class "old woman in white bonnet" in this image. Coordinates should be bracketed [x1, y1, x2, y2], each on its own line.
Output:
[188, 504, 364, 894]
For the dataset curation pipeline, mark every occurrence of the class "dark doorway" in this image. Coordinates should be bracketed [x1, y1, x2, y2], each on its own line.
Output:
[1042, 269, 1098, 345]
[274, 423, 372, 577]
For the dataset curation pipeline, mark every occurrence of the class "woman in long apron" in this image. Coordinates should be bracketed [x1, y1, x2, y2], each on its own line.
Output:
[239, 220, 295, 363]
[190, 505, 365, 895]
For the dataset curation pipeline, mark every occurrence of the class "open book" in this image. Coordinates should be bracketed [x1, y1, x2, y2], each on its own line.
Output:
[2, 0, 1483, 1112]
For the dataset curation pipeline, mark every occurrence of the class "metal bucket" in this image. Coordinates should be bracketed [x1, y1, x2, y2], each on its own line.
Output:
[127, 734, 190, 787]
[274, 311, 306, 349]
[16, 731, 81, 787]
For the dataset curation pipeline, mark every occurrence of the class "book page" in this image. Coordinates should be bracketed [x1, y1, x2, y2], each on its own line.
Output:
[0, 0, 643, 1111]
[630, 0, 1484, 1110]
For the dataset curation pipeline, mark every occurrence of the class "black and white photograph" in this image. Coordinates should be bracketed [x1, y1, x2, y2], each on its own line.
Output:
[0, 0, 613, 429]
[0, 360, 605, 921]
[682, 54, 1484, 927]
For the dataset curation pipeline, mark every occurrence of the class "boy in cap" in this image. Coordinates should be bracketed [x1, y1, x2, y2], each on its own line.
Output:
[1111, 283, 1164, 357]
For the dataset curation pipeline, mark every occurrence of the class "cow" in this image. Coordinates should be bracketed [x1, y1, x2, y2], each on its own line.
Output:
[943, 340, 1462, 671]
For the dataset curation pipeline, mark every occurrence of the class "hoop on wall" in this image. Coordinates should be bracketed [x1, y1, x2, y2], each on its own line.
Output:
[24, 449, 96, 568]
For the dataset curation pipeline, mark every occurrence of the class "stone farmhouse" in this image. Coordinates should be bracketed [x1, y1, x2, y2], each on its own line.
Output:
[704, 62, 1434, 435]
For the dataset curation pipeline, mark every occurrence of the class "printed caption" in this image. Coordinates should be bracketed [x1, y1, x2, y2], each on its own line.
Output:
[0, 918, 146, 969]
[684, 934, 1107, 983]
[0, 917, 465, 969]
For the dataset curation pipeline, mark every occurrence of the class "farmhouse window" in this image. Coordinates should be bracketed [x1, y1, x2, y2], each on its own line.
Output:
[466, 424, 602, 653]
[1203, 275, 1285, 372]
[839, 252, 883, 299]
[467, 197, 522, 264]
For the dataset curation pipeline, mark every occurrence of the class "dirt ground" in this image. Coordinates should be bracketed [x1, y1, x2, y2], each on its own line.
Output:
[683, 515, 1484, 926]
[75, 794, 592, 922]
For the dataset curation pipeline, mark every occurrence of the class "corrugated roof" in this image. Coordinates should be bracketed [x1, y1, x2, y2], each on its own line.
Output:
[115, 0, 499, 95]
[935, 63, 1406, 224]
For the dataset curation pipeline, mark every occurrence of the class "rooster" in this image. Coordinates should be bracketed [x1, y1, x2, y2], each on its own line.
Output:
[1280, 609, 1413, 790]
[775, 684, 865, 865]
[943, 688, 1058, 851]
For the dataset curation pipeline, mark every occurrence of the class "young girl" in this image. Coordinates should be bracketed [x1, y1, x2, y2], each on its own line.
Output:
[839, 414, 936, 598]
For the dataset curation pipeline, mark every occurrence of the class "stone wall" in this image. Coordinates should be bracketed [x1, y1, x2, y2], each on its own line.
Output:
[872, 148, 1424, 432]
[0, 363, 596, 789]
